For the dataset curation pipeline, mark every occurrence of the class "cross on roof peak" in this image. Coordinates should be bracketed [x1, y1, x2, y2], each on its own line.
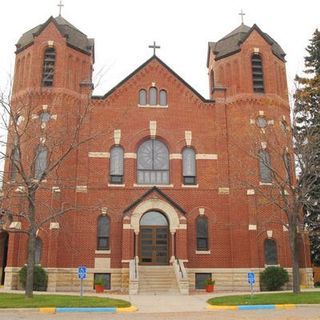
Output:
[148, 41, 160, 56]
[239, 9, 246, 24]
[57, 0, 64, 16]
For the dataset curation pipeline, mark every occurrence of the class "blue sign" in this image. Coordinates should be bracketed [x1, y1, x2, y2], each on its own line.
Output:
[78, 266, 87, 280]
[247, 272, 255, 284]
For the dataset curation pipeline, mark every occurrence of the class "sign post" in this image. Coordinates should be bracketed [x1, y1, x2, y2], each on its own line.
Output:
[247, 271, 255, 297]
[78, 266, 87, 298]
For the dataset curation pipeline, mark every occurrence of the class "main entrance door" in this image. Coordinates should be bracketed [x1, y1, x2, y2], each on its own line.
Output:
[139, 211, 168, 265]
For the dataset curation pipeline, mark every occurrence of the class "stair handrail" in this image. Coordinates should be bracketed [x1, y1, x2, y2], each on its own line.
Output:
[129, 258, 139, 281]
[177, 258, 187, 279]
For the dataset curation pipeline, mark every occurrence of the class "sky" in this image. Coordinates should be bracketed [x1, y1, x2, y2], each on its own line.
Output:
[0, 0, 319, 99]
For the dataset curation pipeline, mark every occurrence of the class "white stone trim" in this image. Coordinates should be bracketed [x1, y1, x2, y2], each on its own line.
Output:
[138, 104, 168, 109]
[47, 41, 54, 47]
[124, 153, 137, 159]
[15, 186, 25, 193]
[199, 208, 205, 216]
[52, 186, 61, 193]
[250, 119, 255, 125]
[179, 224, 187, 229]
[89, 152, 110, 158]
[247, 189, 255, 195]
[170, 153, 182, 160]
[195, 250, 211, 255]
[283, 225, 289, 231]
[32, 114, 39, 120]
[130, 198, 180, 233]
[267, 230, 273, 238]
[248, 224, 257, 230]
[150, 121, 157, 137]
[182, 184, 199, 188]
[114, 129, 121, 145]
[259, 182, 272, 186]
[51, 114, 57, 120]
[133, 184, 174, 188]
[95, 250, 111, 254]
[196, 154, 218, 160]
[259, 110, 264, 116]
[42, 104, 48, 110]
[185, 131, 192, 146]
[49, 222, 60, 230]
[108, 183, 125, 187]
[254, 47, 260, 53]
[268, 120, 274, 125]
[76, 186, 87, 193]
[9, 221, 22, 230]
[121, 259, 131, 263]
[261, 141, 267, 149]
[123, 224, 132, 229]
[218, 187, 230, 195]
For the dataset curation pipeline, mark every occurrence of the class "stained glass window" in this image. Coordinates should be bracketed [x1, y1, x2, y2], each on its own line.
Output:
[196, 216, 208, 251]
[149, 87, 157, 105]
[264, 239, 278, 265]
[259, 150, 272, 183]
[159, 90, 167, 106]
[182, 148, 196, 185]
[97, 216, 110, 250]
[139, 89, 147, 105]
[110, 146, 124, 184]
[35, 145, 48, 180]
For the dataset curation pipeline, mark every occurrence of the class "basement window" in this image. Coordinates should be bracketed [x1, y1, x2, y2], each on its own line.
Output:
[94, 273, 111, 290]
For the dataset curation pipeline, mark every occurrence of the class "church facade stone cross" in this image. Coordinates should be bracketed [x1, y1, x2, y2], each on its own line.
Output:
[239, 9, 246, 24]
[148, 41, 160, 56]
[57, 0, 64, 16]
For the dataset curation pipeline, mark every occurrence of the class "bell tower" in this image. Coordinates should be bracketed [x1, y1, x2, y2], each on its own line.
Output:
[12, 15, 94, 96]
[207, 23, 287, 100]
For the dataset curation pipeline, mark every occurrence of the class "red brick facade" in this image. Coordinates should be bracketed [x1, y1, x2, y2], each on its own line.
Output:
[1, 17, 312, 292]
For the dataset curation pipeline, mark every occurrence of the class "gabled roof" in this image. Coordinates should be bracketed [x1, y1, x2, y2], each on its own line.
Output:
[207, 23, 286, 66]
[123, 186, 187, 215]
[92, 55, 214, 103]
[16, 16, 94, 57]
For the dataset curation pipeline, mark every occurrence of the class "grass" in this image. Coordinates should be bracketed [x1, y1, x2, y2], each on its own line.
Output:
[0, 293, 131, 308]
[208, 292, 320, 306]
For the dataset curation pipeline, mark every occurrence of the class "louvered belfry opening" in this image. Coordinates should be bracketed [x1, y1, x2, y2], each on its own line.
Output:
[42, 48, 56, 87]
[251, 53, 264, 93]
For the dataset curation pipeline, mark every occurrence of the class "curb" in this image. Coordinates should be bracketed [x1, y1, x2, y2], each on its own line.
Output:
[207, 304, 296, 311]
[39, 306, 138, 313]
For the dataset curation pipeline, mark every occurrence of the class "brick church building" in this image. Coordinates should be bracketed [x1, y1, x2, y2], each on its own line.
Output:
[0, 14, 313, 293]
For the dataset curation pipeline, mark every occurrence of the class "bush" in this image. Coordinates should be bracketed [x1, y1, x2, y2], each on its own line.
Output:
[314, 281, 320, 288]
[260, 266, 289, 291]
[19, 265, 48, 291]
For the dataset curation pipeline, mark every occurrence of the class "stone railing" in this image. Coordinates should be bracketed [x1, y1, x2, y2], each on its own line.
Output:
[173, 258, 189, 294]
[129, 257, 139, 294]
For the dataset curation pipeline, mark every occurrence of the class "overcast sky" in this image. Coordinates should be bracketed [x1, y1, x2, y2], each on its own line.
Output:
[0, 0, 319, 98]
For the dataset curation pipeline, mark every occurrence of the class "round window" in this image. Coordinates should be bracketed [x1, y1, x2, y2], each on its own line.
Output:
[256, 116, 268, 128]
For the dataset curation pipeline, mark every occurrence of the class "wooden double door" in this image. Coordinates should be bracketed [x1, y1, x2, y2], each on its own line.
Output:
[140, 226, 169, 265]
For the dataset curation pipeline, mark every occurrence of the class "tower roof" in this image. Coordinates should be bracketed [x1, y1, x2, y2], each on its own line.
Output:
[15, 16, 94, 56]
[207, 24, 286, 65]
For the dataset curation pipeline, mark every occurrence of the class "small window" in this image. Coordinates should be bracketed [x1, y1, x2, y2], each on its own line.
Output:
[283, 152, 292, 183]
[195, 273, 212, 289]
[42, 47, 56, 87]
[34, 145, 48, 180]
[256, 116, 267, 128]
[94, 273, 111, 290]
[97, 216, 110, 250]
[182, 148, 196, 185]
[159, 90, 167, 106]
[264, 239, 278, 265]
[35, 238, 42, 265]
[196, 216, 208, 251]
[259, 150, 272, 183]
[252, 54, 264, 93]
[39, 112, 51, 123]
[109, 146, 124, 184]
[139, 89, 147, 105]
[10, 147, 20, 181]
[149, 87, 157, 105]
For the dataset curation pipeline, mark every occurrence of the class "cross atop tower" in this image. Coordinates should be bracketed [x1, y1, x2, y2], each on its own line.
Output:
[239, 9, 246, 24]
[57, 0, 64, 16]
[148, 41, 160, 56]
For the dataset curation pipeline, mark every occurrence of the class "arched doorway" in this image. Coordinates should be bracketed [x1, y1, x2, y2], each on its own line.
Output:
[0, 232, 9, 285]
[139, 211, 169, 265]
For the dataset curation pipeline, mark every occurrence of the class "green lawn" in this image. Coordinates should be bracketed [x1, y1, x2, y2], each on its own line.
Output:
[208, 292, 320, 306]
[0, 293, 131, 308]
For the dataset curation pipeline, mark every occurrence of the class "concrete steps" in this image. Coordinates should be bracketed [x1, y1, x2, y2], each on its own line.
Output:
[138, 266, 179, 294]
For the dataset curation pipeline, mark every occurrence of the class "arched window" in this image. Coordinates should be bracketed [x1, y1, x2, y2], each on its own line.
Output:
[182, 147, 196, 185]
[140, 211, 168, 226]
[35, 238, 42, 265]
[42, 47, 56, 87]
[259, 150, 272, 183]
[35, 145, 48, 180]
[10, 147, 20, 181]
[159, 90, 167, 106]
[109, 146, 124, 184]
[137, 139, 169, 185]
[264, 239, 278, 265]
[196, 216, 208, 251]
[251, 54, 264, 93]
[210, 70, 215, 93]
[149, 87, 157, 105]
[139, 89, 147, 105]
[97, 216, 110, 250]
[283, 152, 292, 183]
